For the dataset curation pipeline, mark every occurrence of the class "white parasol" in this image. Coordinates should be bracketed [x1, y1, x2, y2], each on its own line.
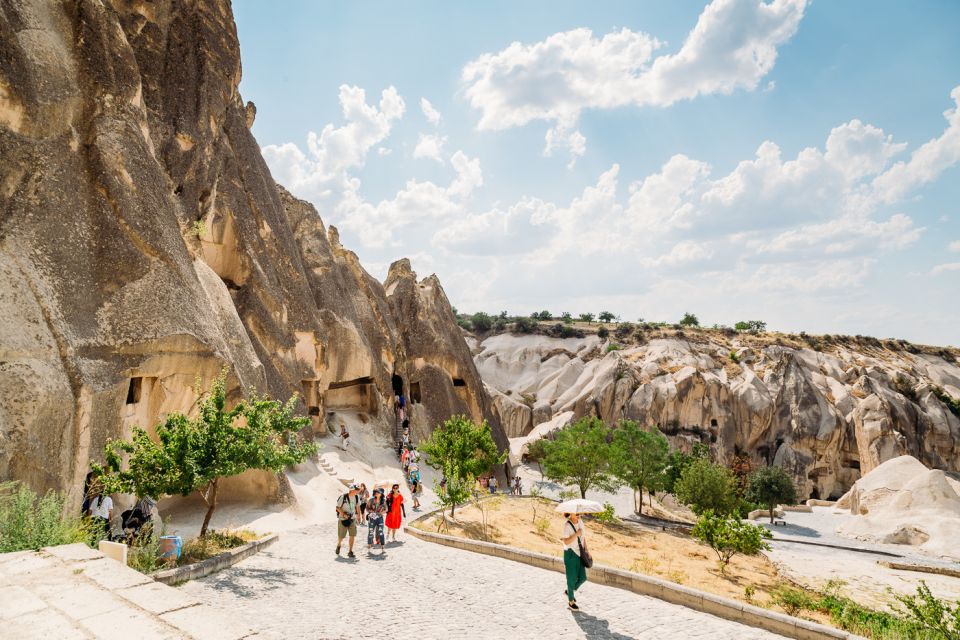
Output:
[554, 498, 604, 514]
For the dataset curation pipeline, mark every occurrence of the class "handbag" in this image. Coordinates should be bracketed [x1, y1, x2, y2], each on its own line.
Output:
[578, 537, 593, 568]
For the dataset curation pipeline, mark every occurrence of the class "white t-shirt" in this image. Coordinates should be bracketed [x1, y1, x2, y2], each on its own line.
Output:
[562, 519, 584, 556]
[89, 495, 113, 519]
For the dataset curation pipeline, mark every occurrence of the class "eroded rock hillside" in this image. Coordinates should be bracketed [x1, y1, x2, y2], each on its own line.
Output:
[473, 331, 960, 500]
[0, 0, 502, 504]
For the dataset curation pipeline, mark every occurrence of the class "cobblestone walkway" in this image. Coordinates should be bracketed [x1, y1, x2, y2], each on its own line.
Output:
[181, 523, 787, 640]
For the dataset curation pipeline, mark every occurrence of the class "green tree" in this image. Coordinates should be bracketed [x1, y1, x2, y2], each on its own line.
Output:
[542, 417, 620, 498]
[598, 311, 615, 323]
[663, 442, 709, 493]
[746, 465, 797, 523]
[533, 310, 552, 320]
[674, 459, 739, 516]
[692, 511, 772, 573]
[679, 312, 700, 327]
[610, 422, 668, 514]
[578, 312, 595, 323]
[735, 320, 767, 333]
[560, 311, 573, 324]
[421, 415, 505, 517]
[471, 312, 493, 332]
[94, 370, 316, 537]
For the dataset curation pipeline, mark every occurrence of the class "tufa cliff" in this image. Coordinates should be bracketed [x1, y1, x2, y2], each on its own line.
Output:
[0, 0, 503, 505]
[475, 332, 960, 501]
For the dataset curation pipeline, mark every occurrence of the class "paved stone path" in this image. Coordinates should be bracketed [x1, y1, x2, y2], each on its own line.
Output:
[181, 523, 788, 640]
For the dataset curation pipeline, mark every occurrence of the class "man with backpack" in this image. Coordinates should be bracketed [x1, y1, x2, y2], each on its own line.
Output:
[336, 484, 363, 558]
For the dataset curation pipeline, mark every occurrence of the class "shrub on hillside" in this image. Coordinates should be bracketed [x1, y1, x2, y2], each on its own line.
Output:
[471, 312, 493, 332]
[513, 316, 536, 333]
[597, 326, 609, 339]
[679, 312, 699, 327]
[691, 511, 772, 573]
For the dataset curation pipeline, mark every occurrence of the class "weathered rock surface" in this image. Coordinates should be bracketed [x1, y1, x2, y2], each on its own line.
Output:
[475, 333, 960, 500]
[836, 455, 960, 559]
[0, 0, 501, 504]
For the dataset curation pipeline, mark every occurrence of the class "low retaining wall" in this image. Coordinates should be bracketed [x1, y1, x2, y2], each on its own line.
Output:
[879, 560, 960, 579]
[406, 509, 861, 640]
[152, 533, 278, 585]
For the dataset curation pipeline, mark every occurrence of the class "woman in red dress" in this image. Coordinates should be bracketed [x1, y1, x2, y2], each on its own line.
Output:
[385, 484, 405, 542]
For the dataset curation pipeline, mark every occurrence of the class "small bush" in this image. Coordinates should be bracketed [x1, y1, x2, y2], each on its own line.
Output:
[597, 326, 609, 339]
[127, 527, 163, 574]
[0, 482, 93, 552]
[178, 529, 257, 566]
[534, 516, 551, 537]
[513, 316, 536, 333]
[728, 350, 739, 363]
[679, 312, 699, 327]
[606, 343, 621, 352]
[593, 501, 618, 532]
[895, 580, 960, 639]
[471, 312, 493, 332]
[691, 511, 772, 573]
[772, 585, 817, 615]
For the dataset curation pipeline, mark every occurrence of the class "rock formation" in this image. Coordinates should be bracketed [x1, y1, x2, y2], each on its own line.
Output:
[836, 455, 960, 559]
[474, 333, 960, 500]
[0, 0, 501, 505]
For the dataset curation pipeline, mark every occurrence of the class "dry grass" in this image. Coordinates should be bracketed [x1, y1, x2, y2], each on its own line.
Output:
[414, 498, 785, 608]
[177, 529, 260, 566]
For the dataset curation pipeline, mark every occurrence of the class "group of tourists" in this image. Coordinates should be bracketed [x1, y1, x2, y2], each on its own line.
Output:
[335, 482, 406, 558]
[476, 474, 523, 495]
[80, 471, 158, 544]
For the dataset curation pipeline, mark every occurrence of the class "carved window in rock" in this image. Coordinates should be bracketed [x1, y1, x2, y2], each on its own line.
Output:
[126, 377, 143, 405]
[410, 382, 422, 404]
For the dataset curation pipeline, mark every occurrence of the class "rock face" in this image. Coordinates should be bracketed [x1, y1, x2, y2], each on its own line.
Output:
[836, 455, 960, 559]
[0, 0, 502, 505]
[475, 333, 960, 500]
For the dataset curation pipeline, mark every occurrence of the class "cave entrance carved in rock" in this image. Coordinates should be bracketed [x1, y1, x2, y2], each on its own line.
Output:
[324, 376, 377, 413]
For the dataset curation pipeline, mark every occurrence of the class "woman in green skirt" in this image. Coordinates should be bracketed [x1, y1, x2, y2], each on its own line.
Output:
[561, 512, 587, 610]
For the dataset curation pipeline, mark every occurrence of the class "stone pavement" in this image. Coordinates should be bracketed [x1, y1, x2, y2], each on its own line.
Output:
[0, 543, 254, 639]
[180, 522, 789, 640]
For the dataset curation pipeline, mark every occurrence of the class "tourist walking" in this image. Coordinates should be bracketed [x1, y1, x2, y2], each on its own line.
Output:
[489, 475, 498, 494]
[561, 512, 588, 610]
[339, 423, 350, 450]
[385, 484, 406, 542]
[366, 489, 387, 552]
[513, 475, 522, 496]
[335, 484, 363, 558]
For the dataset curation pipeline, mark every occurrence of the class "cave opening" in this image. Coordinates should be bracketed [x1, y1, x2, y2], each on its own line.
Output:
[126, 377, 142, 404]
[452, 378, 467, 387]
[410, 381, 422, 404]
[392, 373, 404, 397]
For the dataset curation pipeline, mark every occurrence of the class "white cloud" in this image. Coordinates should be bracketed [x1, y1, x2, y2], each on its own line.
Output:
[462, 0, 806, 162]
[420, 98, 442, 125]
[931, 263, 960, 275]
[413, 133, 448, 163]
[337, 150, 483, 248]
[949, 240, 960, 252]
[544, 124, 587, 168]
[261, 85, 405, 206]
[871, 86, 960, 203]
[377, 147, 392, 156]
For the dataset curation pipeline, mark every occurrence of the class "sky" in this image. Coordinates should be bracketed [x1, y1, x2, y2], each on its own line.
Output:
[234, 0, 960, 346]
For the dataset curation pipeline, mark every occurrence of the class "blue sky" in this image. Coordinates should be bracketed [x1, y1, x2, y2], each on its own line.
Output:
[234, 0, 960, 346]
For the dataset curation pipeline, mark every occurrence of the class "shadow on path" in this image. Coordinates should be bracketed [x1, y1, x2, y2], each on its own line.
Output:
[571, 611, 637, 640]
[200, 565, 300, 599]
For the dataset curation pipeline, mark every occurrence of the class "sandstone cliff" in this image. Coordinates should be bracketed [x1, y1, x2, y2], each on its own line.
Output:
[0, 0, 501, 504]
[474, 332, 960, 500]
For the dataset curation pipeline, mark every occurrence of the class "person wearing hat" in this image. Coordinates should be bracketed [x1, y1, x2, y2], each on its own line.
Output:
[335, 483, 363, 558]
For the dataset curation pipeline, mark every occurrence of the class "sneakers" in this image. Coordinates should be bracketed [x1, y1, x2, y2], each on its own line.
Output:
[567, 601, 580, 611]
[335, 544, 341, 555]
[347, 551, 355, 558]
